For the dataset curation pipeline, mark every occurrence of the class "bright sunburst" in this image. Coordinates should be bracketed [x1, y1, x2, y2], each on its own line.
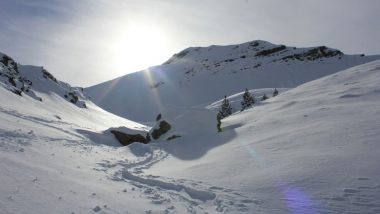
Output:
[112, 24, 171, 74]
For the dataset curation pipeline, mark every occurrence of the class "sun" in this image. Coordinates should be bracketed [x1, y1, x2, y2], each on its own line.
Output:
[112, 24, 171, 74]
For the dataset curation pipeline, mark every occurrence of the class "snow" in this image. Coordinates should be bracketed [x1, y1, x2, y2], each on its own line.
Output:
[86, 40, 380, 122]
[147, 59, 380, 213]
[1, 49, 380, 213]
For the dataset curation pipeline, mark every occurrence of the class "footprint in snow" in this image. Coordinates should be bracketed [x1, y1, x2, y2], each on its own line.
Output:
[93, 206, 101, 212]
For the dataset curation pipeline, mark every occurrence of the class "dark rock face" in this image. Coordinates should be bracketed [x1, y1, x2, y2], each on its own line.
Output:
[281, 46, 342, 61]
[255, 45, 287, 57]
[110, 130, 148, 146]
[41, 69, 58, 83]
[151, 120, 172, 140]
[0, 54, 18, 73]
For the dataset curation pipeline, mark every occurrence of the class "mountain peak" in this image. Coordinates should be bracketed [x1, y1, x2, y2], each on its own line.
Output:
[87, 40, 379, 122]
[163, 40, 345, 66]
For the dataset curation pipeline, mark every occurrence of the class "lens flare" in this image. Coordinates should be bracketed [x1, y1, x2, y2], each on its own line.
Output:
[279, 183, 316, 214]
[91, 76, 122, 103]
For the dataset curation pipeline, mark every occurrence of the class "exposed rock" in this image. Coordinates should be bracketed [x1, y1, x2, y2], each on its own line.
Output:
[8, 77, 16, 87]
[0, 52, 88, 107]
[41, 68, 58, 83]
[0, 54, 18, 72]
[150, 81, 165, 89]
[166, 135, 181, 141]
[156, 113, 162, 121]
[110, 130, 148, 146]
[146, 133, 151, 143]
[255, 45, 286, 57]
[281, 46, 342, 61]
[151, 120, 172, 140]
[11, 88, 22, 96]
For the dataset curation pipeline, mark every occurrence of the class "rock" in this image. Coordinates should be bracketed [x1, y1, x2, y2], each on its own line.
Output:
[166, 135, 181, 141]
[156, 113, 162, 121]
[41, 68, 58, 83]
[151, 120, 171, 140]
[11, 88, 22, 96]
[146, 133, 151, 142]
[110, 130, 148, 146]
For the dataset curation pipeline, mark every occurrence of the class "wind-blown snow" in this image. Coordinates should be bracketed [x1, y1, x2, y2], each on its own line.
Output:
[86, 40, 380, 122]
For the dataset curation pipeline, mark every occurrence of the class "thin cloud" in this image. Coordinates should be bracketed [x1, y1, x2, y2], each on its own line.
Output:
[0, 0, 379, 86]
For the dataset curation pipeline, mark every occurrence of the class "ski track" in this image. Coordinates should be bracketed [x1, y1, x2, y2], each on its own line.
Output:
[0, 106, 87, 140]
[96, 147, 263, 213]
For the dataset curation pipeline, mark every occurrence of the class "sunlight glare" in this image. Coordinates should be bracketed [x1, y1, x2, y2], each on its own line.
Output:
[112, 24, 171, 74]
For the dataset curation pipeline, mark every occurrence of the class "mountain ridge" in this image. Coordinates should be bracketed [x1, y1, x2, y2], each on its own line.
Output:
[86, 40, 380, 122]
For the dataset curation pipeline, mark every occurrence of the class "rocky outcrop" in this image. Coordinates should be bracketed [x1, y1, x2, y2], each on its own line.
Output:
[151, 120, 172, 140]
[41, 69, 58, 83]
[110, 130, 148, 146]
[0, 52, 88, 108]
[281, 46, 342, 62]
[110, 114, 175, 146]
[255, 45, 286, 57]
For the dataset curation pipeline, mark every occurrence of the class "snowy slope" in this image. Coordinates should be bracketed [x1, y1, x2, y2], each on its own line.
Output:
[86, 40, 380, 122]
[2, 55, 380, 213]
[0, 52, 90, 108]
[0, 52, 148, 143]
[144, 59, 380, 213]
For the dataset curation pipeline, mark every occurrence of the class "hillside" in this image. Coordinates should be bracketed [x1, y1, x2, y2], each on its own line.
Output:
[145, 59, 380, 213]
[86, 40, 380, 122]
[1, 46, 380, 213]
[0, 52, 148, 143]
[0, 53, 91, 108]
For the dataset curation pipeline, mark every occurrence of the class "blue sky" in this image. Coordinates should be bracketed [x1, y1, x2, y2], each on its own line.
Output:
[1, 0, 380, 86]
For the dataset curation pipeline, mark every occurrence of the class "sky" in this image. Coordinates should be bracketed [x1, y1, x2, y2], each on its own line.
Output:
[0, 0, 380, 87]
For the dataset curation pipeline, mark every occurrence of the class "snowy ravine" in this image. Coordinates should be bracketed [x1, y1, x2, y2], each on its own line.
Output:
[1, 50, 380, 214]
[85, 40, 380, 122]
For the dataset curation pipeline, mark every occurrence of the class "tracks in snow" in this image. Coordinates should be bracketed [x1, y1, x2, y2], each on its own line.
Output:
[319, 177, 380, 214]
[96, 146, 262, 213]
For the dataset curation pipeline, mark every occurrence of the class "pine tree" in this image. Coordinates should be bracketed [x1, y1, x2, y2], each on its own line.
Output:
[219, 96, 232, 118]
[262, 93, 268, 101]
[241, 88, 255, 111]
[273, 88, 279, 97]
[216, 111, 223, 132]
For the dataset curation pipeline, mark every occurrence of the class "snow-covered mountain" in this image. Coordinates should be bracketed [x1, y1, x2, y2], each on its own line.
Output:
[86, 40, 380, 122]
[0, 51, 148, 143]
[1, 49, 380, 213]
[0, 52, 91, 108]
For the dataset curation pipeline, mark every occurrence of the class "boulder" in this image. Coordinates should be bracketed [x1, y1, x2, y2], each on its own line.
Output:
[151, 120, 172, 140]
[110, 130, 148, 146]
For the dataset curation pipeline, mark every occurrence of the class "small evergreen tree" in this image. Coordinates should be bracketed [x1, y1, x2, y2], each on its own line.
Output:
[216, 111, 223, 132]
[273, 88, 279, 97]
[262, 93, 268, 101]
[241, 88, 255, 111]
[219, 95, 232, 118]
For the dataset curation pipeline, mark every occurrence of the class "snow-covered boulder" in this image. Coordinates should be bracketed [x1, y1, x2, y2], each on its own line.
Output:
[108, 126, 149, 146]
